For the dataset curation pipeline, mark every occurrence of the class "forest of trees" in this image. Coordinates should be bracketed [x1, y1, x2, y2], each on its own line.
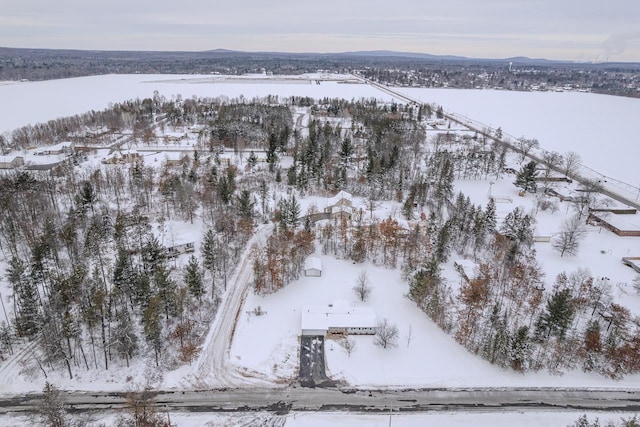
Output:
[0, 89, 638, 388]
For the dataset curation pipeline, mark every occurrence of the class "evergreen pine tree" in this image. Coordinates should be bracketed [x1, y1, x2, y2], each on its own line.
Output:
[536, 289, 575, 340]
[112, 308, 138, 367]
[510, 325, 531, 371]
[154, 264, 176, 319]
[141, 236, 166, 274]
[435, 220, 453, 263]
[142, 295, 163, 366]
[514, 161, 538, 193]
[201, 229, 217, 273]
[485, 198, 497, 233]
[237, 189, 255, 221]
[184, 256, 204, 302]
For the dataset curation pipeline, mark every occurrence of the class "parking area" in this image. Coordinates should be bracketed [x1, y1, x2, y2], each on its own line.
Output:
[298, 335, 335, 388]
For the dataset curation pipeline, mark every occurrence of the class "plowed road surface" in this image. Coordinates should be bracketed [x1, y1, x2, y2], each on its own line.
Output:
[2, 387, 640, 414]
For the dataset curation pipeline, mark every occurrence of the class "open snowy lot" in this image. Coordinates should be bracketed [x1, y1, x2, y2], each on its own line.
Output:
[0, 73, 393, 135]
[2, 409, 629, 427]
[405, 87, 640, 187]
[234, 243, 640, 388]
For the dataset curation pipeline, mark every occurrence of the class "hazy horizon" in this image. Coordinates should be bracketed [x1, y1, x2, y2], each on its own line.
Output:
[2, 0, 639, 63]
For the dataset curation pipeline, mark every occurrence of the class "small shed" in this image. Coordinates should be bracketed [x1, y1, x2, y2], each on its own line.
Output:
[166, 242, 195, 258]
[304, 257, 322, 277]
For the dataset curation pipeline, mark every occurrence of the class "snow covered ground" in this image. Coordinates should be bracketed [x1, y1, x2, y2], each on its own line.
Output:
[231, 177, 640, 389]
[1, 74, 639, 405]
[233, 248, 640, 388]
[405, 87, 640, 188]
[0, 73, 391, 135]
[2, 74, 637, 187]
[2, 410, 629, 427]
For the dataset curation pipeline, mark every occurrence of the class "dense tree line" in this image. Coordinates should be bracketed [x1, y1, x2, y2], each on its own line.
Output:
[0, 96, 286, 377]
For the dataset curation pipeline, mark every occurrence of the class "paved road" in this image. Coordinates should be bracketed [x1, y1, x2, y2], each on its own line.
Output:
[2, 387, 640, 414]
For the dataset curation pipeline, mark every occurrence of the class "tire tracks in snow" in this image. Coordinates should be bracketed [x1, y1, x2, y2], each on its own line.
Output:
[0, 338, 41, 390]
[191, 225, 273, 388]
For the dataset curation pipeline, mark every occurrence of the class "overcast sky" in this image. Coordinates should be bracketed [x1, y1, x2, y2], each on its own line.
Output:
[1, 0, 639, 62]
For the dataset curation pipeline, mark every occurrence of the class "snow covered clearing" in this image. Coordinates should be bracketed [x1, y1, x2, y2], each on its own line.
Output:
[0, 73, 391, 135]
[232, 249, 640, 388]
[2, 410, 629, 427]
[405, 87, 640, 188]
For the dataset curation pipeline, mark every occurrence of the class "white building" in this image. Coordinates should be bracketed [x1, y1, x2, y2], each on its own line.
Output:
[301, 301, 376, 336]
[0, 155, 24, 169]
[324, 190, 356, 220]
[304, 257, 322, 277]
[166, 242, 195, 258]
[34, 141, 75, 156]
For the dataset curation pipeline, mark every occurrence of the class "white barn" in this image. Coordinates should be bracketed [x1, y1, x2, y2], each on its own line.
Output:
[304, 257, 322, 277]
[301, 301, 376, 336]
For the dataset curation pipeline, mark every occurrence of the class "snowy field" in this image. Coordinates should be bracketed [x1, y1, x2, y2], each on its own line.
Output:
[405, 87, 640, 187]
[1, 410, 631, 427]
[0, 73, 392, 135]
[233, 247, 640, 388]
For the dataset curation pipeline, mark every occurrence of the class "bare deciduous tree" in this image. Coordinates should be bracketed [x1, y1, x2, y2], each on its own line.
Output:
[540, 150, 563, 181]
[563, 151, 581, 178]
[552, 214, 586, 257]
[374, 318, 399, 349]
[573, 179, 605, 220]
[353, 270, 372, 302]
[340, 336, 357, 357]
[516, 137, 539, 163]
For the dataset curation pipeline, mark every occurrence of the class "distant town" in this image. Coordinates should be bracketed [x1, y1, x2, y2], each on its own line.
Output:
[1, 47, 638, 98]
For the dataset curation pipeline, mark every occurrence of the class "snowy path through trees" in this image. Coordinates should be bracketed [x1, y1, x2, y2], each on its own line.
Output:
[191, 225, 274, 388]
[0, 339, 41, 390]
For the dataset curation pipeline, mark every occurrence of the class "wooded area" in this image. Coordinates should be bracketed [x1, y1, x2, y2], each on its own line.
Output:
[0, 90, 638, 385]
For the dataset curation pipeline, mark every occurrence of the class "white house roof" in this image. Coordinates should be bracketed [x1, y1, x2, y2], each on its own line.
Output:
[301, 301, 376, 332]
[326, 190, 352, 207]
[49, 141, 74, 150]
[599, 213, 640, 231]
[33, 141, 73, 154]
[304, 256, 322, 271]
